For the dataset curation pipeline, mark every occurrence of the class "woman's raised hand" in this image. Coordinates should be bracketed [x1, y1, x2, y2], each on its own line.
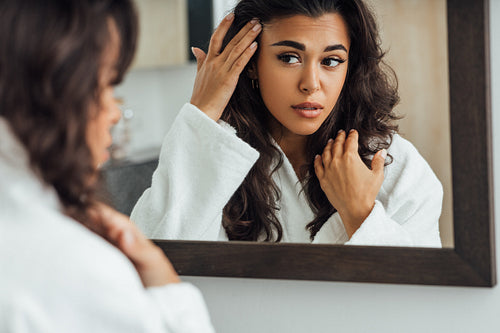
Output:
[190, 13, 261, 121]
[314, 130, 387, 238]
[87, 203, 180, 287]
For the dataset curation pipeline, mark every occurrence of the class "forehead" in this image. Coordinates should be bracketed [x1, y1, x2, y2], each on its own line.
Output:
[261, 13, 350, 49]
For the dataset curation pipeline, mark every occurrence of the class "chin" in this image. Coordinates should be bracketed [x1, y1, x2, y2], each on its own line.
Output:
[290, 124, 323, 136]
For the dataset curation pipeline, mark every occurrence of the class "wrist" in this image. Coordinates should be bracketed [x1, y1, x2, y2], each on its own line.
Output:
[338, 201, 375, 238]
[189, 101, 221, 122]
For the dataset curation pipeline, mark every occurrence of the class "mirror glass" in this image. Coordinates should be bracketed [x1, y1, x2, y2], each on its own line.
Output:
[104, 0, 453, 248]
[369, 0, 453, 247]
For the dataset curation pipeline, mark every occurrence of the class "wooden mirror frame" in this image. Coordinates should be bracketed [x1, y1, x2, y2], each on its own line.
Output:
[154, 0, 495, 287]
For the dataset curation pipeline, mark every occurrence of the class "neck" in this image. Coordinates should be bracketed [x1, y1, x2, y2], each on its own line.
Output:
[269, 120, 308, 180]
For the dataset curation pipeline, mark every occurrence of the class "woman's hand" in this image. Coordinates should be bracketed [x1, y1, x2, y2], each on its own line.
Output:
[190, 13, 261, 121]
[314, 130, 387, 238]
[87, 203, 180, 287]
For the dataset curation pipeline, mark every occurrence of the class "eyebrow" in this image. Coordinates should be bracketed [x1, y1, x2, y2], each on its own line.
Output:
[270, 40, 347, 53]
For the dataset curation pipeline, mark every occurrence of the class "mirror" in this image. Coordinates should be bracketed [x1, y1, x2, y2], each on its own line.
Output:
[370, 0, 453, 247]
[104, 0, 494, 286]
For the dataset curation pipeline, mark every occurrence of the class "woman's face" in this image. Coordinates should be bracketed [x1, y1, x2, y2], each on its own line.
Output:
[86, 21, 122, 168]
[255, 13, 350, 138]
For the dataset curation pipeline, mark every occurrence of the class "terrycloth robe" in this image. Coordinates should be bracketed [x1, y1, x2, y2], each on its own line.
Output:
[0, 117, 214, 333]
[132, 103, 443, 247]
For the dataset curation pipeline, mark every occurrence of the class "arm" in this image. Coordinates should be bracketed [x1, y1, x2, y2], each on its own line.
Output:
[346, 134, 443, 247]
[131, 104, 259, 240]
[0, 203, 215, 333]
[86, 204, 215, 332]
[313, 133, 442, 247]
[131, 14, 262, 240]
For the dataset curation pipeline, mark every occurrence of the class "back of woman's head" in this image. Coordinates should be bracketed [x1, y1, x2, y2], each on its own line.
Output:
[220, 0, 400, 241]
[0, 0, 137, 221]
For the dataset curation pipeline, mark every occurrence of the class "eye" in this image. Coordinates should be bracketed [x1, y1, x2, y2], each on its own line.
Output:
[277, 53, 300, 64]
[322, 57, 345, 68]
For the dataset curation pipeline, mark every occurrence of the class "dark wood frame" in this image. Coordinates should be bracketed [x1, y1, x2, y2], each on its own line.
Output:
[154, 0, 495, 287]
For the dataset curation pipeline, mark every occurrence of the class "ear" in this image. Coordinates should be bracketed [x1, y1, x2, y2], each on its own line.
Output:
[246, 61, 258, 80]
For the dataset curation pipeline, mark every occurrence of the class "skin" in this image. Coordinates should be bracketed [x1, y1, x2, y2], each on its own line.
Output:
[190, 13, 261, 121]
[191, 13, 387, 239]
[254, 14, 349, 173]
[85, 20, 121, 169]
[86, 20, 180, 286]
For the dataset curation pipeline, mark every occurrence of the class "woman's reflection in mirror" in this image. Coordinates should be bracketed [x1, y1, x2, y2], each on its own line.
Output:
[132, 0, 443, 247]
[0, 0, 214, 331]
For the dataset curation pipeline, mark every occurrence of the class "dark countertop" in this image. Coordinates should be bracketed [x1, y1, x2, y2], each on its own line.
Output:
[100, 148, 160, 216]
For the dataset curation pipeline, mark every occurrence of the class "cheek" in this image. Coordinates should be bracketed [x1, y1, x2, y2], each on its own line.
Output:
[325, 71, 348, 106]
[86, 115, 105, 149]
[257, 61, 293, 108]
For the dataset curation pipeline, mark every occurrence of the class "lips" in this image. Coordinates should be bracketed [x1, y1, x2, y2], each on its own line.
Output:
[291, 102, 324, 118]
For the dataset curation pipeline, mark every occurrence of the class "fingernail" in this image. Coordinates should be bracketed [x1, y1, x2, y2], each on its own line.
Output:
[190, 47, 195, 56]
[380, 149, 387, 159]
[338, 129, 344, 134]
[226, 12, 234, 21]
[250, 41, 257, 49]
[252, 23, 261, 32]
[328, 138, 334, 143]
[250, 18, 259, 25]
[349, 129, 355, 133]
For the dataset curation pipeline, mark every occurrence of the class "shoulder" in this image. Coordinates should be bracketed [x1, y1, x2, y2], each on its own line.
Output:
[385, 133, 433, 175]
[386, 133, 422, 165]
[1, 205, 152, 330]
[380, 133, 442, 196]
[1, 203, 143, 301]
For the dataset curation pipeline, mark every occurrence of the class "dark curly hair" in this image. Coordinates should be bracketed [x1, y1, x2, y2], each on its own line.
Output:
[0, 0, 138, 223]
[220, 0, 400, 241]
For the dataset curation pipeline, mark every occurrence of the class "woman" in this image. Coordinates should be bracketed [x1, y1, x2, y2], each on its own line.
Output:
[131, 0, 442, 247]
[0, 0, 214, 331]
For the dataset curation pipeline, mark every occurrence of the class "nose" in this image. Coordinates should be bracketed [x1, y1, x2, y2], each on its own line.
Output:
[299, 63, 320, 94]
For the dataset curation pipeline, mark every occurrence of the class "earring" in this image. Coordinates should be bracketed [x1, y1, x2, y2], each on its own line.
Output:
[251, 79, 259, 90]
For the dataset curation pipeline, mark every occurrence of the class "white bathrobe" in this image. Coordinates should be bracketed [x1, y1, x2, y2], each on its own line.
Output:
[0, 118, 214, 333]
[132, 103, 442, 247]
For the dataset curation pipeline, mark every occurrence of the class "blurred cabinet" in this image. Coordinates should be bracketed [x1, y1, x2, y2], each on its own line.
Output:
[133, 0, 188, 69]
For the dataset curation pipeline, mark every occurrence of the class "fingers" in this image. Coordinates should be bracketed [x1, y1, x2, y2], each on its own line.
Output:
[117, 228, 148, 264]
[224, 19, 262, 66]
[88, 203, 144, 248]
[228, 40, 258, 74]
[321, 138, 334, 165]
[116, 225, 181, 286]
[314, 154, 324, 179]
[371, 149, 387, 175]
[344, 129, 359, 153]
[191, 47, 207, 72]
[88, 203, 180, 287]
[207, 12, 235, 57]
[321, 129, 359, 163]
[332, 130, 346, 159]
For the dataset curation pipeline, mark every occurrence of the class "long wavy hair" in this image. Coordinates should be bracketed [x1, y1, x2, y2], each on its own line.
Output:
[220, 0, 400, 241]
[0, 0, 138, 223]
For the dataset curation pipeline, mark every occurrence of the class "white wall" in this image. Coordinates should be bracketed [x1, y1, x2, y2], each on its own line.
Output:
[114, 64, 197, 155]
[181, 1, 500, 332]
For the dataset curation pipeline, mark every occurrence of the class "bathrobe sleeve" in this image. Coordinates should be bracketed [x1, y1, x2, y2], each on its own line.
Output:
[131, 103, 260, 240]
[1, 212, 216, 333]
[314, 134, 443, 247]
